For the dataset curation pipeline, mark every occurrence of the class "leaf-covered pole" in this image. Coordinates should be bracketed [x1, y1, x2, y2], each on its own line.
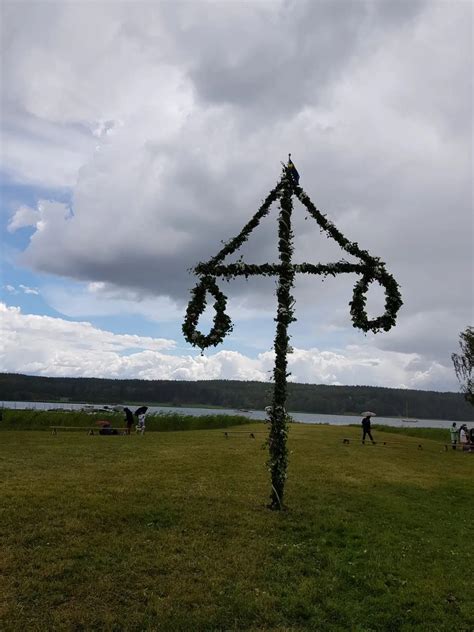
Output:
[268, 170, 295, 509]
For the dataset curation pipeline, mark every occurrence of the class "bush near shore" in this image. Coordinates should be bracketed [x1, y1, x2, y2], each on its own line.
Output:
[0, 408, 255, 432]
[2, 410, 457, 444]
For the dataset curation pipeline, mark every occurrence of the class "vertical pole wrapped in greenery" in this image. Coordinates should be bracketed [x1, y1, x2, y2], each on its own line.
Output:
[183, 158, 402, 509]
[267, 172, 295, 508]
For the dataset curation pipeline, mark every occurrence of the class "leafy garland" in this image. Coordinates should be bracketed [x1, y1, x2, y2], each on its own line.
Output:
[183, 176, 402, 348]
[266, 174, 294, 509]
[183, 276, 233, 350]
[183, 162, 402, 508]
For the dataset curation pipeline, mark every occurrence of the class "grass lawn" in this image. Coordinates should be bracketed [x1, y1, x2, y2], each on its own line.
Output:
[1, 423, 472, 631]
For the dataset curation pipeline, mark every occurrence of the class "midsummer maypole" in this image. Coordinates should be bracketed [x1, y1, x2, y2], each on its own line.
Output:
[183, 157, 402, 509]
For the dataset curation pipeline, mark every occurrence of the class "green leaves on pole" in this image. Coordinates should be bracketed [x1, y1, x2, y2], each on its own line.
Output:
[267, 172, 295, 509]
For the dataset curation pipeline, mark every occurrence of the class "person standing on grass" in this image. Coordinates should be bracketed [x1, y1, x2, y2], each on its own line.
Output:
[459, 424, 469, 451]
[124, 407, 134, 435]
[361, 414, 375, 445]
[136, 412, 146, 435]
[450, 422, 458, 450]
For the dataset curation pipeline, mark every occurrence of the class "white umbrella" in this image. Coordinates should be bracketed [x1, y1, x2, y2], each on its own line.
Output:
[361, 411, 376, 417]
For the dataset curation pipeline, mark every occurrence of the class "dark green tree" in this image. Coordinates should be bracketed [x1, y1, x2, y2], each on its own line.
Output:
[452, 326, 474, 405]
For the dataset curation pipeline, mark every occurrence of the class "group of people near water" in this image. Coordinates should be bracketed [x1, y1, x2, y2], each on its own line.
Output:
[97, 406, 147, 435]
[123, 407, 147, 435]
[450, 422, 474, 451]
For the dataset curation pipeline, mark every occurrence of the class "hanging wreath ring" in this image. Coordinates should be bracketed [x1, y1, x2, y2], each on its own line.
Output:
[350, 267, 402, 333]
[182, 276, 233, 349]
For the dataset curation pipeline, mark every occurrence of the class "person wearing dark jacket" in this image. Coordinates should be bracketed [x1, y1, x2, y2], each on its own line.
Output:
[362, 415, 375, 445]
[124, 407, 134, 435]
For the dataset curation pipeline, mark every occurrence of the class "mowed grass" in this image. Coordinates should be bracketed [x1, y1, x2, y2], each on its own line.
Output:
[1, 424, 472, 631]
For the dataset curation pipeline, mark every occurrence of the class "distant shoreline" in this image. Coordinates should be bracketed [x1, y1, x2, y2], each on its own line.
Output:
[1, 372, 473, 422]
[0, 401, 465, 429]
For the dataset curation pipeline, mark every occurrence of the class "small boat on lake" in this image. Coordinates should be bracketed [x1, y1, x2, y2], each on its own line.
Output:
[402, 401, 418, 422]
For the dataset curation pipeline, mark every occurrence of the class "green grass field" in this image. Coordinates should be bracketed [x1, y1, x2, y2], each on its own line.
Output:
[1, 422, 472, 631]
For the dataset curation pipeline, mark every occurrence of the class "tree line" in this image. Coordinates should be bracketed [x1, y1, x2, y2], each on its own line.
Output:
[1, 372, 473, 421]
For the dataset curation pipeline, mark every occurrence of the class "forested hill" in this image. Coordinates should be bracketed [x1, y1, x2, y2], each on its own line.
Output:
[1, 373, 473, 421]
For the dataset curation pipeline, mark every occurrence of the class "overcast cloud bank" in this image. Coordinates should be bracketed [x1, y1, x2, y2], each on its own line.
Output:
[1, 1, 472, 390]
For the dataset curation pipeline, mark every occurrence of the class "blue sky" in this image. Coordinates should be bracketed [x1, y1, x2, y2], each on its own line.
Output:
[1, 1, 472, 389]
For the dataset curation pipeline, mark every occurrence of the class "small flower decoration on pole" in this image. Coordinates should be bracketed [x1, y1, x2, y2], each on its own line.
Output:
[183, 156, 402, 510]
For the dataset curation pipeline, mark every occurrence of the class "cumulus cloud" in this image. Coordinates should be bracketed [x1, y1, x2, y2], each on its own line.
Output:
[1, 1, 472, 389]
[2, 284, 39, 296]
[18, 285, 39, 295]
[7, 205, 38, 233]
[0, 303, 458, 390]
[0, 303, 175, 378]
[40, 280, 182, 322]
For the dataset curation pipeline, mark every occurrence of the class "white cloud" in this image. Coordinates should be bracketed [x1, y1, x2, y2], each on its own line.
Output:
[2, 284, 39, 296]
[39, 278, 277, 324]
[283, 346, 456, 392]
[40, 281, 182, 322]
[0, 303, 176, 378]
[7, 205, 38, 233]
[2, 108, 96, 189]
[18, 285, 39, 295]
[0, 303, 458, 390]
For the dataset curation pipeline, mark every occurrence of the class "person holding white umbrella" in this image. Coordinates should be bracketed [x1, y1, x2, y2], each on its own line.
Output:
[134, 406, 148, 435]
[361, 411, 376, 445]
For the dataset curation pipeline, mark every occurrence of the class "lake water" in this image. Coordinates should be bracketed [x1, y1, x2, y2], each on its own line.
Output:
[1, 400, 464, 429]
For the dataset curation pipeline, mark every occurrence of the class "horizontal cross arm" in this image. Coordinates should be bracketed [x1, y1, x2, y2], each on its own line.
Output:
[194, 261, 366, 277]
